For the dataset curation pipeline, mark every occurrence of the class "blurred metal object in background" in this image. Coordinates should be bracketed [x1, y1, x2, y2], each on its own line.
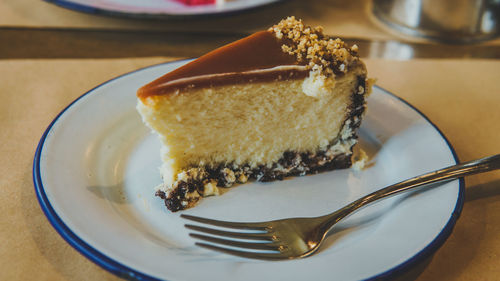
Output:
[373, 0, 500, 43]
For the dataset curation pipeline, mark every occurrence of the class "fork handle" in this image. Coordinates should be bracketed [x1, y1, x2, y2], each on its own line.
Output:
[324, 154, 500, 227]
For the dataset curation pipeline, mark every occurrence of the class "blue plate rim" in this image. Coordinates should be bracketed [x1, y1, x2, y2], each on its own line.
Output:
[33, 59, 465, 281]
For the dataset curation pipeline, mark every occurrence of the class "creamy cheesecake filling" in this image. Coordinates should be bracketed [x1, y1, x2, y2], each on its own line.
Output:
[137, 66, 365, 188]
[152, 74, 368, 211]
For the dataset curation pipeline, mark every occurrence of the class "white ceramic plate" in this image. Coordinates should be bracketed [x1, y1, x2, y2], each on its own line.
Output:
[44, 0, 285, 18]
[34, 60, 464, 281]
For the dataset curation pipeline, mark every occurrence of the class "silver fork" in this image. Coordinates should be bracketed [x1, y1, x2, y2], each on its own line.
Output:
[181, 154, 500, 260]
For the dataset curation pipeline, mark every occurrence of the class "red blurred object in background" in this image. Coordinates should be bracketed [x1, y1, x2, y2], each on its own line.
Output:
[175, 0, 216, 5]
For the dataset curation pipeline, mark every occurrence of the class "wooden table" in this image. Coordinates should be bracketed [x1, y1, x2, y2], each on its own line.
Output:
[1, 1, 499, 280]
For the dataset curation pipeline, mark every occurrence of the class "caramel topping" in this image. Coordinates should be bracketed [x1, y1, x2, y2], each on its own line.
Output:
[138, 31, 302, 99]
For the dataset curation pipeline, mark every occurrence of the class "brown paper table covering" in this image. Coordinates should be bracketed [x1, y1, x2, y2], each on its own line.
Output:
[1, 57, 499, 280]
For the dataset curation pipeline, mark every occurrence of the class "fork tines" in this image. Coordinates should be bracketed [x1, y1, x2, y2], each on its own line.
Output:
[181, 214, 287, 260]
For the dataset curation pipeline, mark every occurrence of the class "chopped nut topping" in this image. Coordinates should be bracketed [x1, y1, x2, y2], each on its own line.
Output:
[269, 16, 359, 76]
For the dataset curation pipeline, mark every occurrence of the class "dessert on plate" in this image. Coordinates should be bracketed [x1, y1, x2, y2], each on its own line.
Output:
[137, 17, 372, 211]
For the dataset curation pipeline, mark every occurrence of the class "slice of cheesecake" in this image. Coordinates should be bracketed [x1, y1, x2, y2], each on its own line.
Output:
[137, 17, 371, 211]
